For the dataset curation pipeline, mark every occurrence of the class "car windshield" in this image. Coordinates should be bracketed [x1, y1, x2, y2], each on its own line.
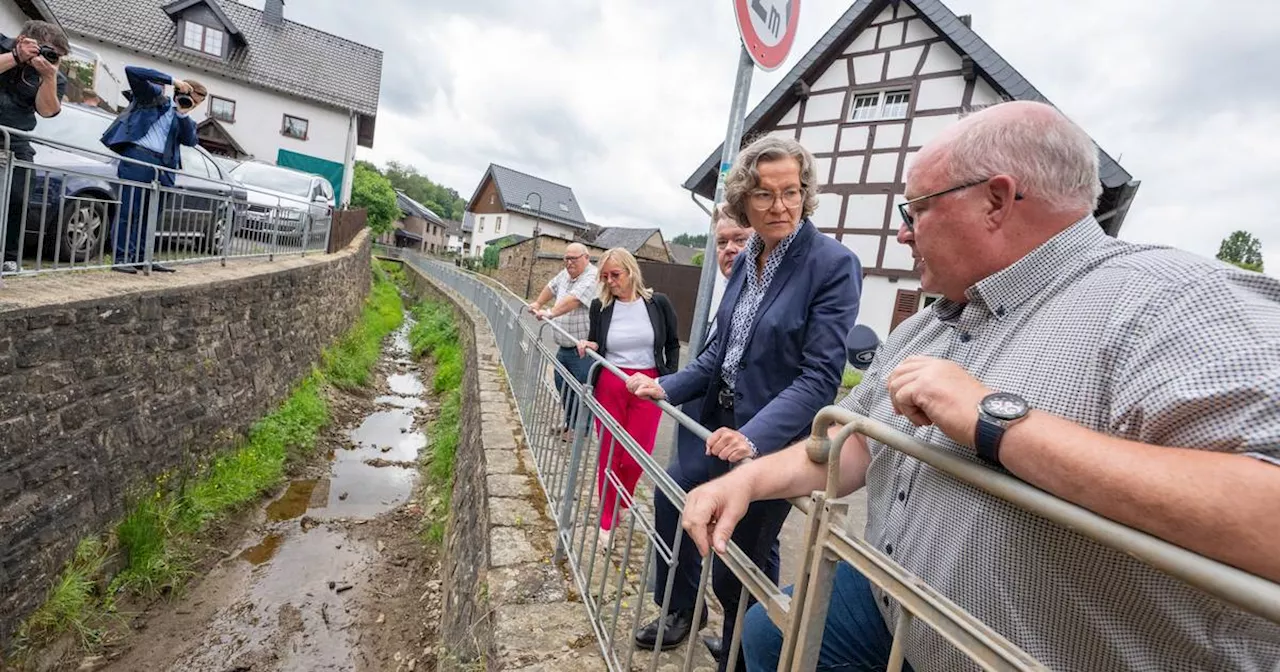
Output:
[28, 105, 113, 156]
[231, 163, 314, 198]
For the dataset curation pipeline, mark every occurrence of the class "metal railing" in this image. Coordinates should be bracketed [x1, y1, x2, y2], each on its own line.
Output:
[400, 250, 1280, 671]
[0, 124, 333, 280]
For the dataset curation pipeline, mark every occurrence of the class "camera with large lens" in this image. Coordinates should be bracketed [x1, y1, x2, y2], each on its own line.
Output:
[174, 92, 194, 109]
[37, 45, 58, 64]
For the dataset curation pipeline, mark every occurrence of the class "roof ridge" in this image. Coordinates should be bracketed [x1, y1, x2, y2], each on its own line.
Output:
[489, 162, 575, 194]
[222, 0, 382, 56]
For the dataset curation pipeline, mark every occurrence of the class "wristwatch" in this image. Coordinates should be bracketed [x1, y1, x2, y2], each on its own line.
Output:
[974, 392, 1029, 466]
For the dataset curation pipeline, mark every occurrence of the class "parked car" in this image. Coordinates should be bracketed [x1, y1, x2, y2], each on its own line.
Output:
[17, 103, 246, 262]
[227, 160, 333, 245]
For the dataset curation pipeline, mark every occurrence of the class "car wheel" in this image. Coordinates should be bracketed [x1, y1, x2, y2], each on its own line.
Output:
[58, 200, 110, 263]
[208, 204, 231, 256]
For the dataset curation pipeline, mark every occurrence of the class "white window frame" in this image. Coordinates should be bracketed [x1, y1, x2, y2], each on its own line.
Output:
[181, 21, 224, 57]
[849, 89, 912, 122]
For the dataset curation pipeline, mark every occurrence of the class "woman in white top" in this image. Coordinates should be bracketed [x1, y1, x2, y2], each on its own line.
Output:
[576, 247, 680, 540]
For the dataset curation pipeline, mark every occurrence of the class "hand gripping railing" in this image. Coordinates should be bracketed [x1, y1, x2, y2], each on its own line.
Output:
[399, 251, 1280, 672]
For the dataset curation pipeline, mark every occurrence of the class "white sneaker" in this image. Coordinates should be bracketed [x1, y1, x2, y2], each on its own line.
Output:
[598, 529, 612, 548]
[1, 261, 16, 273]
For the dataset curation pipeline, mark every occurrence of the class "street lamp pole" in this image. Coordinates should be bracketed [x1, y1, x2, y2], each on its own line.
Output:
[522, 191, 543, 299]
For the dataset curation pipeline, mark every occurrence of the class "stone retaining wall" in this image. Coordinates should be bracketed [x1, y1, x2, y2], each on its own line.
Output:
[0, 234, 372, 647]
[400, 259, 603, 671]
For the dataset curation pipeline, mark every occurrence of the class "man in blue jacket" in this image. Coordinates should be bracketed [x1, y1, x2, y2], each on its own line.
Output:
[100, 66, 205, 274]
[629, 135, 861, 671]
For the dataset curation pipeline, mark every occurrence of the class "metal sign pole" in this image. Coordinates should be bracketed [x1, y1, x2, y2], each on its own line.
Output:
[688, 45, 755, 352]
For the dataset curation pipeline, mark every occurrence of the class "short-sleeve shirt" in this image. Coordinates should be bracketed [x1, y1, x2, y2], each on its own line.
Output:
[546, 264, 598, 348]
[0, 34, 68, 159]
[840, 216, 1280, 671]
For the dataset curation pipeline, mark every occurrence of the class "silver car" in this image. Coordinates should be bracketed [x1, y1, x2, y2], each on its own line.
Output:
[228, 160, 334, 246]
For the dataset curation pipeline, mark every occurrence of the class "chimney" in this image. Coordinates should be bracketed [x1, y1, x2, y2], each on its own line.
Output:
[958, 14, 972, 28]
[264, 0, 285, 26]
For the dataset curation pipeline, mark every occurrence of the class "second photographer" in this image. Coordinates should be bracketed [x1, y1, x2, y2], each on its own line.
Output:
[101, 66, 205, 274]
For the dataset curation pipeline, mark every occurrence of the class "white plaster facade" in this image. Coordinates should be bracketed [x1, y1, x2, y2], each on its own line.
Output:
[470, 211, 577, 257]
[73, 40, 352, 166]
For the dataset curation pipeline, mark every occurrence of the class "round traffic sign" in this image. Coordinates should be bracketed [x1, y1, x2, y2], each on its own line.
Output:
[734, 0, 801, 71]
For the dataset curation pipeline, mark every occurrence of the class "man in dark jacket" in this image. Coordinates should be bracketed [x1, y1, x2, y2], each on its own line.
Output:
[100, 66, 205, 273]
[0, 20, 67, 274]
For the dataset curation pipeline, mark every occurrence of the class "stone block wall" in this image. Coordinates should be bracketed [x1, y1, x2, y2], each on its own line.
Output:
[399, 262, 497, 668]
[0, 234, 371, 646]
[401, 258, 603, 670]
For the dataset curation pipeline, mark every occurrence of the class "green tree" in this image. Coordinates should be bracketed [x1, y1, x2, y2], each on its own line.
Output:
[673, 233, 708, 248]
[1216, 230, 1264, 272]
[382, 161, 467, 220]
[351, 163, 399, 235]
[482, 244, 500, 269]
[691, 251, 704, 267]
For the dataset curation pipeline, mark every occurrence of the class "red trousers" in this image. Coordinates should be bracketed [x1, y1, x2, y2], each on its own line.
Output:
[594, 366, 661, 531]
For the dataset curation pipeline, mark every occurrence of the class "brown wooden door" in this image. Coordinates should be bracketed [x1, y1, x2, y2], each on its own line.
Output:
[889, 289, 921, 333]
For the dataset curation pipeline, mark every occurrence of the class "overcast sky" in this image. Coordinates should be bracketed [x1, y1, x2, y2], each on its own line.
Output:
[244, 0, 1279, 271]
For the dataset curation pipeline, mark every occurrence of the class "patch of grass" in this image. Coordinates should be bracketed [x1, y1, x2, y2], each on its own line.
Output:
[16, 539, 113, 651]
[409, 299, 465, 546]
[323, 269, 404, 390]
[110, 494, 190, 597]
[842, 366, 862, 390]
[16, 264, 405, 652]
[175, 373, 328, 536]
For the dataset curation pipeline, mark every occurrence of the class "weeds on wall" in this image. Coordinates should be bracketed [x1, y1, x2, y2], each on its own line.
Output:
[13, 262, 404, 658]
[406, 299, 464, 546]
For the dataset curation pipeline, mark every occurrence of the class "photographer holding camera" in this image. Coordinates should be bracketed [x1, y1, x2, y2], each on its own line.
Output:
[0, 20, 68, 274]
[100, 66, 205, 274]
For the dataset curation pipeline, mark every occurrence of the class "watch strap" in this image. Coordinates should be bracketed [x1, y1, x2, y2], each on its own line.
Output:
[974, 416, 1004, 466]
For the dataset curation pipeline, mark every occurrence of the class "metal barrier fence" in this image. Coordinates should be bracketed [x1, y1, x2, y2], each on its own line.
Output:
[0, 123, 333, 280]
[398, 249, 1280, 671]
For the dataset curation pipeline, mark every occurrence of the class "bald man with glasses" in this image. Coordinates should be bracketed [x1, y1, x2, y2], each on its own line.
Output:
[530, 243, 599, 441]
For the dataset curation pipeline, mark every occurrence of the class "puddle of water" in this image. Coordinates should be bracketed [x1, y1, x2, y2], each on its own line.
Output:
[346, 409, 427, 462]
[174, 527, 371, 671]
[265, 480, 318, 522]
[239, 533, 283, 565]
[374, 394, 424, 409]
[390, 316, 415, 357]
[319, 461, 417, 518]
[386, 372, 424, 396]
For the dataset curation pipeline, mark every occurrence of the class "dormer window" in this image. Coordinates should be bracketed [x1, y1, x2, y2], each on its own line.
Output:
[182, 21, 224, 57]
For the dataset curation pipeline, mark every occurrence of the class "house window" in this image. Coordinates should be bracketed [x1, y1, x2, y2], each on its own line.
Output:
[489, 194, 495, 205]
[479, 216, 486, 232]
[496, 216, 503, 232]
[849, 89, 912, 122]
[182, 21, 224, 57]
[209, 95, 235, 123]
[281, 114, 309, 140]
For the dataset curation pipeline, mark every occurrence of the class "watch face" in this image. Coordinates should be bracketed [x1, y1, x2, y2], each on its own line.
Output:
[982, 392, 1028, 420]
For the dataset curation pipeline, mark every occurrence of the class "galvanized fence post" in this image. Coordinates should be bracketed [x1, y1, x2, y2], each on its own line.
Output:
[142, 180, 162, 275]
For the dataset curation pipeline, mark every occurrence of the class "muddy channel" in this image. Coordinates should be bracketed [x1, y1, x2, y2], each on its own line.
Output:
[97, 312, 443, 672]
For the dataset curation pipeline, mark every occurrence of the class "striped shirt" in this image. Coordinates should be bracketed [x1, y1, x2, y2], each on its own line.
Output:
[840, 216, 1280, 671]
[546, 265, 597, 348]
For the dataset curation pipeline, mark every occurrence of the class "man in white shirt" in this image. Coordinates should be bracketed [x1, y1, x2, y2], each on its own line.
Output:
[529, 243, 599, 440]
[705, 204, 753, 349]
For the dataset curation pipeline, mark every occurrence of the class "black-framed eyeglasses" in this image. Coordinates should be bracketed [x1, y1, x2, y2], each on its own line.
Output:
[897, 179, 1023, 232]
[563, 253, 585, 263]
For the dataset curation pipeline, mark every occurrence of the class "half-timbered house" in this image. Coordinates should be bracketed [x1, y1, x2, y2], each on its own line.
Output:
[683, 0, 1140, 338]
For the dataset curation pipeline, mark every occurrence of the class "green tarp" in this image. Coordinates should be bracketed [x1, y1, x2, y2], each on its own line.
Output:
[277, 149, 345, 203]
